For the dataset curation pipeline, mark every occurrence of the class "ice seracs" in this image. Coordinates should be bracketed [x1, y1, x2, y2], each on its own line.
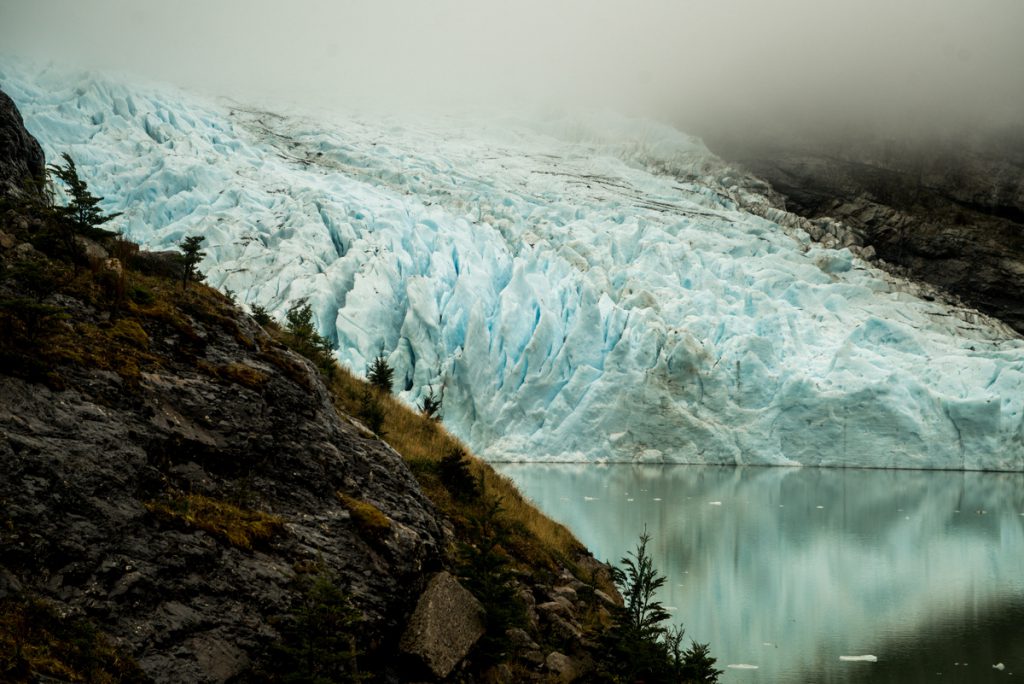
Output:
[4, 59, 1023, 469]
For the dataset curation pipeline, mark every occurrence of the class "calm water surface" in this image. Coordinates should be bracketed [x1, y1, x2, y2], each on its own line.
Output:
[494, 464, 1024, 683]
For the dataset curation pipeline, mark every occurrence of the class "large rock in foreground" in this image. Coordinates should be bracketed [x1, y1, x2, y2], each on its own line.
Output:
[400, 571, 486, 679]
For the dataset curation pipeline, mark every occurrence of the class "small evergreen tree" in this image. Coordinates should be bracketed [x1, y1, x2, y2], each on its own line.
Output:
[49, 153, 121, 238]
[419, 385, 443, 421]
[456, 499, 525, 663]
[47, 153, 121, 266]
[600, 529, 723, 683]
[678, 640, 722, 683]
[284, 300, 336, 378]
[357, 387, 386, 435]
[366, 352, 393, 394]
[615, 529, 671, 643]
[250, 303, 272, 326]
[273, 571, 368, 683]
[179, 236, 205, 289]
[438, 446, 478, 501]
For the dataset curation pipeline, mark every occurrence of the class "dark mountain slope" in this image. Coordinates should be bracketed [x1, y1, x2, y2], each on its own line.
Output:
[710, 132, 1024, 334]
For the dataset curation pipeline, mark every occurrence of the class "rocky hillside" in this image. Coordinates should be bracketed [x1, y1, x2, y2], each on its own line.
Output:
[0, 89, 45, 199]
[710, 133, 1024, 334]
[0, 91, 656, 683]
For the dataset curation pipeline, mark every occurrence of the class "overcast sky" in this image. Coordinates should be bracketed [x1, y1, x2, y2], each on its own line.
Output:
[1, 0, 1022, 139]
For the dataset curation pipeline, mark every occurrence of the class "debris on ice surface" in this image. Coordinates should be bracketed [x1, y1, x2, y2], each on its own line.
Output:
[5, 59, 1024, 470]
[839, 655, 878, 662]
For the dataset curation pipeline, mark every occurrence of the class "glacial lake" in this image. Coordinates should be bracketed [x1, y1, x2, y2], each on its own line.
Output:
[494, 463, 1024, 683]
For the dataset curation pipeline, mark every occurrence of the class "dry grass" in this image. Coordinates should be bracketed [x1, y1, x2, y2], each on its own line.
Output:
[199, 361, 269, 389]
[337, 492, 392, 541]
[146, 493, 285, 550]
[323, 364, 586, 571]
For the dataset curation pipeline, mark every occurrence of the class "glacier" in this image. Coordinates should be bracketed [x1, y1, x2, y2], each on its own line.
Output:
[3, 60, 1023, 469]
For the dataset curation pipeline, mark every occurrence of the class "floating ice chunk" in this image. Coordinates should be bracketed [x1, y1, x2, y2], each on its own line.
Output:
[995, 663, 1006, 671]
[816, 505, 825, 509]
[839, 655, 878, 662]
[709, 501, 722, 506]
[727, 664, 759, 669]
[583, 496, 597, 501]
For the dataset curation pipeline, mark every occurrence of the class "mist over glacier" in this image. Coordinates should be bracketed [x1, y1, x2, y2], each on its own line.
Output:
[4, 61, 1023, 469]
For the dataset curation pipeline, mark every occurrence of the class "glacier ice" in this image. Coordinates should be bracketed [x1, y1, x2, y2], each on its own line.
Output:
[3, 60, 1023, 469]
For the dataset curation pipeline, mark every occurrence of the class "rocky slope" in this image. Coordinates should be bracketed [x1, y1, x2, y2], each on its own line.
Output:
[0, 282, 446, 680]
[711, 133, 1024, 334]
[0, 89, 45, 199]
[0, 90, 626, 683]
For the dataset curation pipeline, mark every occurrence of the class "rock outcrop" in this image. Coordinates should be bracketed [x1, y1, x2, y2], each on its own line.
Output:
[0, 89, 46, 199]
[0, 89, 451, 679]
[712, 135, 1024, 334]
[0, 281, 447, 681]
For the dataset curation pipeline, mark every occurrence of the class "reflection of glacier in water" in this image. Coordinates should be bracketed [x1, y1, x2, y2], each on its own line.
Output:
[496, 464, 1024, 682]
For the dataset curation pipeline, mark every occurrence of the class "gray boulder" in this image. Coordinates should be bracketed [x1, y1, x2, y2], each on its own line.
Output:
[400, 571, 486, 679]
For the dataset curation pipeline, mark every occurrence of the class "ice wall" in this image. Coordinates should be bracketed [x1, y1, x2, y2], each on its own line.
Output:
[3, 61, 1023, 469]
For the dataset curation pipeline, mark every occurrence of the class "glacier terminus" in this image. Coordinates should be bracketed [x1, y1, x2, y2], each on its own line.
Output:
[4, 61, 1023, 470]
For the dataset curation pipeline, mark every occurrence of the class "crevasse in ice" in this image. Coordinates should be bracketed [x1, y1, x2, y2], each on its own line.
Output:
[4, 61, 1022, 469]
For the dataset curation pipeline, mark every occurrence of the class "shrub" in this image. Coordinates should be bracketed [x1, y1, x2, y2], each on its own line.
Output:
[109, 319, 150, 349]
[128, 285, 154, 305]
[270, 570, 369, 683]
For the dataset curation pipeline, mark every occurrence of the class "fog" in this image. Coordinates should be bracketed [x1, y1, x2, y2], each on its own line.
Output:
[1, 0, 1022, 142]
